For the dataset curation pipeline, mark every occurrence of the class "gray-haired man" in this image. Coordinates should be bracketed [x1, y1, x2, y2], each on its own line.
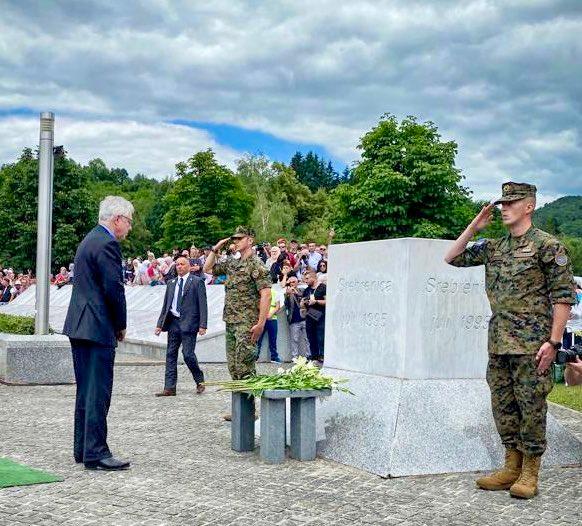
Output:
[64, 195, 133, 471]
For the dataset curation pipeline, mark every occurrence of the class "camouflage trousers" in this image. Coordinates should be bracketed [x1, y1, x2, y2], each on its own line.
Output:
[486, 354, 553, 456]
[225, 323, 257, 380]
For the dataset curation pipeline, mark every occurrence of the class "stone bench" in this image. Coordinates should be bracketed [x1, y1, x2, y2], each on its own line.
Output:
[0, 334, 74, 385]
[231, 389, 331, 463]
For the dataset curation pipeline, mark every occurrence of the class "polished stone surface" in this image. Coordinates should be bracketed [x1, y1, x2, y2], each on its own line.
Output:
[317, 369, 582, 477]
[325, 238, 491, 380]
[0, 334, 73, 385]
[260, 397, 286, 463]
[231, 392, 255, 452]
[290, 397, 317, 461]
[318, 238, 582, 477]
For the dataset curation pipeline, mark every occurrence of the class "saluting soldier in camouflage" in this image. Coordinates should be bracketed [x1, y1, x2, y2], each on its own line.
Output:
[445, 182, 576, 499]
[203, 226, 271, 383]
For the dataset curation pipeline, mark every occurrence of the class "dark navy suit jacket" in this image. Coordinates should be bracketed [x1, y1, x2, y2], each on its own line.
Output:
[157, 274, 208, 333]
[63, 225, 127, 347]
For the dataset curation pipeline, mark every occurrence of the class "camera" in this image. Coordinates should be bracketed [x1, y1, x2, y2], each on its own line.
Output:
[555, 344, 582, 365]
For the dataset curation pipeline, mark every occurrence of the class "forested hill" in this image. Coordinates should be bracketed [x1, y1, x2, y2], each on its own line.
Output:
[534, 196, 582, 237]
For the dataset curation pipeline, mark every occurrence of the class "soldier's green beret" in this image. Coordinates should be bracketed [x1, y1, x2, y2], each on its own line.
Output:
[493, 182, 537, 205]
[231, 225, 255, 239]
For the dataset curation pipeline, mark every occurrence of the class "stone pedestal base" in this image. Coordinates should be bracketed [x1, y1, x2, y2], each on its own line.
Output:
[231, 392, 255, 452]
[0, 334, 74, 385]
[316, 368, 582, 477]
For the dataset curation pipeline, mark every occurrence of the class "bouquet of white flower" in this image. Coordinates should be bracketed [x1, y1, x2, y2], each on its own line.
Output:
[204, 357, 352, 397]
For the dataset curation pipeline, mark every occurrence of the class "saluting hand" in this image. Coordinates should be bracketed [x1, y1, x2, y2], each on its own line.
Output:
[213, 237, 230, 253]
[471, 204, 494, 232]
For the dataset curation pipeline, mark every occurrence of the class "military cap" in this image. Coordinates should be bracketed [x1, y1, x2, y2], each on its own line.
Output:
[231, 225, 255, 239]
[493, 182, 537, 205]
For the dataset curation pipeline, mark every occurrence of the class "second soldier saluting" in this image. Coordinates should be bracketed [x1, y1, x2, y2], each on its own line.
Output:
[445, 182, 576, 499]
[203, 226, 272, 420]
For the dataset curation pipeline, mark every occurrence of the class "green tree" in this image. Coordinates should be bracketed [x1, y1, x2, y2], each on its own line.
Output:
[535, 196, 582, 237]
[0, 148, 97, 272]
[330, 114, 470, 242]
[562, 237, 582, 276]
[289, 150, 339, 191]
[162, 150, 252, 247]
[237, 155, 294, 242]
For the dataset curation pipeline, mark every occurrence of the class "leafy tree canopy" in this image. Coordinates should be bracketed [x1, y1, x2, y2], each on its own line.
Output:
[330, 114, 470, 242]
[162, 150, 252, 248]
[534, 196, 582, 238]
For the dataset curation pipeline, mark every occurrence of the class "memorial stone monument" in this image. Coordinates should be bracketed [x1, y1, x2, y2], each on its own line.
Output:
[316, 238, 582, 477]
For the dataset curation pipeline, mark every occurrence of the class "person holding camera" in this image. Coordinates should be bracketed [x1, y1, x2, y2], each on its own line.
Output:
[301, 270, 326, 365]
[284, 275, 310, 359]
[564, 356, 582, 386]
[445, 182, 577, 499]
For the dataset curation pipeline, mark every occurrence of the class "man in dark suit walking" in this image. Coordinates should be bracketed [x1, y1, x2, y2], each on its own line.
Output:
[155, 255, 208, 396]
[63, 195, 133, 471]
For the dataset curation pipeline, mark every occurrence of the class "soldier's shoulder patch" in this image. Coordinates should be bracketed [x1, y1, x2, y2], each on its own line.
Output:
[251, 269, 260, 279]
[555, 254, 568, 266]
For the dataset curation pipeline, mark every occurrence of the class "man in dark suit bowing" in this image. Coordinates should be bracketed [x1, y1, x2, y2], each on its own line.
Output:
[155, 255, 208, 396]
[63, 195, 133, 471]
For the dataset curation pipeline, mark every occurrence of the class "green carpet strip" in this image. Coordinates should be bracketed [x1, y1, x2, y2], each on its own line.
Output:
[0, 458, 63, 489]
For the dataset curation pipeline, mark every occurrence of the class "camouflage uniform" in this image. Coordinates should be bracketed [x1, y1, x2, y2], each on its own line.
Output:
[449, 182, 577, 456]
[213, 231, 271, 380]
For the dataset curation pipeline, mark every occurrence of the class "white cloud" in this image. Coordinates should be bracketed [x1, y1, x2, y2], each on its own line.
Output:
[0, 0, 580, 200]
[0, 117, 242, 177]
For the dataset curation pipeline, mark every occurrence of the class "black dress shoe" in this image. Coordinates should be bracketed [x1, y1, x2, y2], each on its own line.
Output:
[84, 457, 130, 470]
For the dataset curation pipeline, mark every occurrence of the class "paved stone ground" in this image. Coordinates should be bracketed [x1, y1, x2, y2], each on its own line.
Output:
[1, 361, 581, 526]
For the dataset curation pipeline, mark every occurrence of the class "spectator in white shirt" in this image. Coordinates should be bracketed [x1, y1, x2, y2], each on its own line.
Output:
[307, 241, 322, 270]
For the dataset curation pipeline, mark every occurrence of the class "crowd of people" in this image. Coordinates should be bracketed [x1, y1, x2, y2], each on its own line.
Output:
[1, 232, 330, 363]
[119, 237, 331, 288]
[121, 235, 332, 364]
[0, 268, 35, 304]
[0, 264, 75, 304]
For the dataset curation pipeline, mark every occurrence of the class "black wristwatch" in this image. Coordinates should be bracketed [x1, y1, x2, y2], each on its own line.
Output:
[549, 340, 562, 351]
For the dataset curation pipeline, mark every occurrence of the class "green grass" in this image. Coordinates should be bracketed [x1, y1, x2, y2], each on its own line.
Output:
[0, 313, 35, 335]
[548, 383, 582, 412]
[0, 458, 62, 489]
[0, 313, 53, 335]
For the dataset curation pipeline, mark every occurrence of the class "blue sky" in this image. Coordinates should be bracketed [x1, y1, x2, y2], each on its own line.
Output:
[0, 0, 581, 203]
[171, 120, 346, 170]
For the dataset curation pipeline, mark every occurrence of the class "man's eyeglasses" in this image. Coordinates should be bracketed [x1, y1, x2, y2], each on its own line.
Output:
[118, 215, 133, 225]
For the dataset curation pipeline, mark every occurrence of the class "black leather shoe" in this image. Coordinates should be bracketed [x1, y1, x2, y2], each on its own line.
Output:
[84, 457, 130, 470]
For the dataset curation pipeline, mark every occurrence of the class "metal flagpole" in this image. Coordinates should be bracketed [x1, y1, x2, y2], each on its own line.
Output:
[34, 112, 55, 334]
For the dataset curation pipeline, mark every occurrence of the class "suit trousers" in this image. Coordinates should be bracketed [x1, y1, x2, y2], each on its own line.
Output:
[70, 338, 115, 463]
[164, 316, 204, 389]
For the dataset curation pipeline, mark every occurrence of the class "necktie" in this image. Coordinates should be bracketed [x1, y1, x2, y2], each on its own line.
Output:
[177, 277, 184, 314]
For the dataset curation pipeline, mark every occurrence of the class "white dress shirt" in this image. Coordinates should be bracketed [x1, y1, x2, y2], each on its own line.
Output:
[170, 276, 186, 317]
[307, 251, 322, 271]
